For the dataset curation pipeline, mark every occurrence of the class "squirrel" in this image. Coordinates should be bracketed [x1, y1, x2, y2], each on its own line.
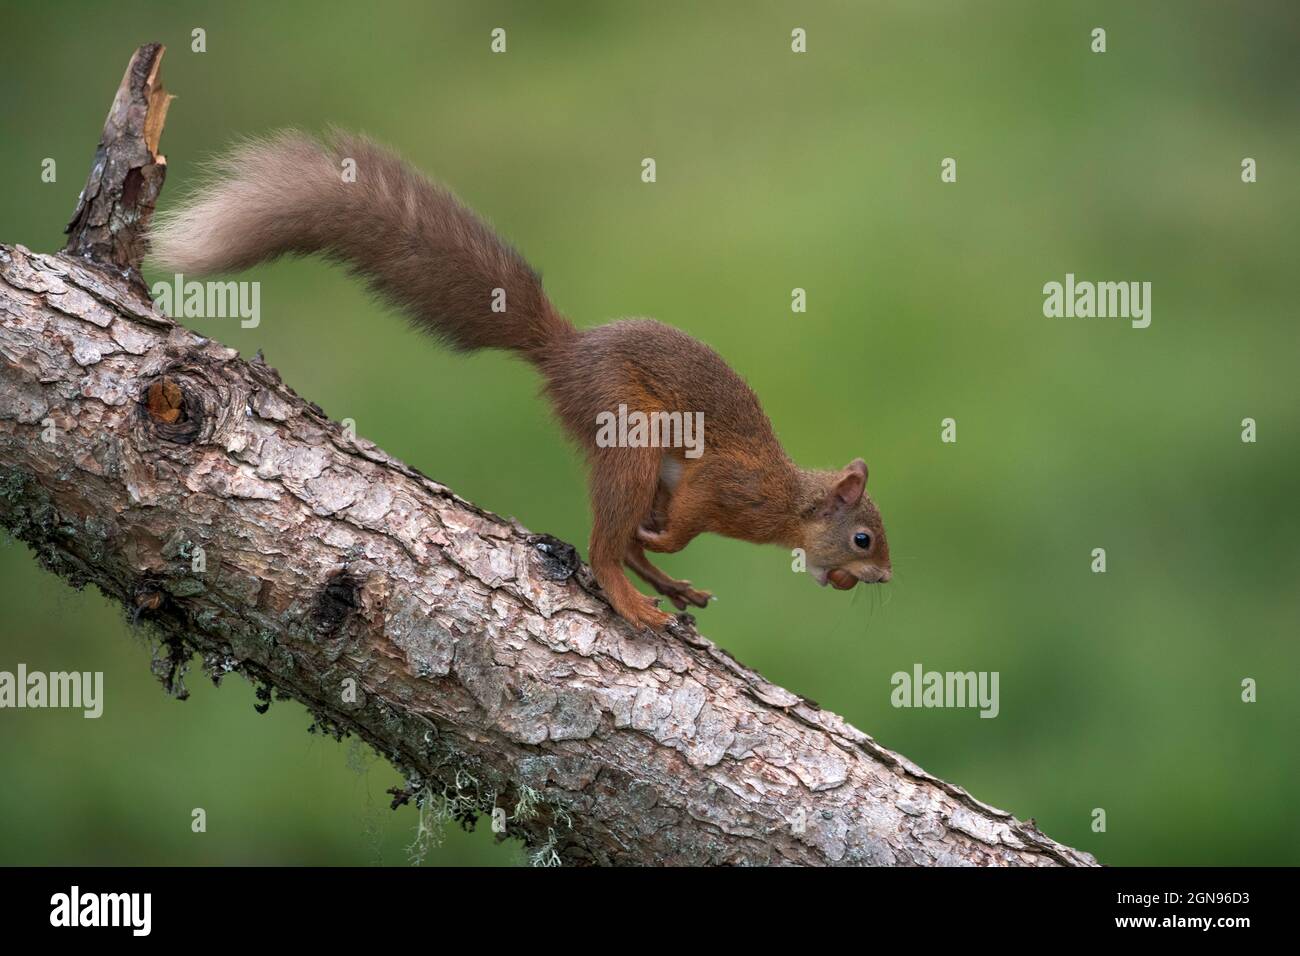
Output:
[148, 131, 892, 630]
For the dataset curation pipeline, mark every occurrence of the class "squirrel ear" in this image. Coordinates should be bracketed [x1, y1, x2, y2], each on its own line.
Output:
[848, 458, 869, 487]
[823, 459, 867, 514]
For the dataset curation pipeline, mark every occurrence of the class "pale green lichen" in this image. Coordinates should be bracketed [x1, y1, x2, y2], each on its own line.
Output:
[512, 784, 544, 823]
[529, 827, 562, 868]
[404, 767, 488, 865]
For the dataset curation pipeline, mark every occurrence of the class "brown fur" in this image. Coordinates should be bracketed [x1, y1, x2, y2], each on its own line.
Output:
[149, 131, 891, 629]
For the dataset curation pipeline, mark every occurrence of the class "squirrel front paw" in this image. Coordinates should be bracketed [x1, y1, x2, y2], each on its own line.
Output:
[657, 578, 712, 611]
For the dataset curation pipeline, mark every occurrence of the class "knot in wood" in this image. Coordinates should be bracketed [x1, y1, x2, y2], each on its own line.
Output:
[140, 375, 203, 443]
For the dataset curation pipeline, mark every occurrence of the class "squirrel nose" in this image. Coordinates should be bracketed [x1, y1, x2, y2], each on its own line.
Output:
[879, 568, 892, 583]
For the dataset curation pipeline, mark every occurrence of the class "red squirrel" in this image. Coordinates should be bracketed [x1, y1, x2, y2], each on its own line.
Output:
[149, 131, 892, 630]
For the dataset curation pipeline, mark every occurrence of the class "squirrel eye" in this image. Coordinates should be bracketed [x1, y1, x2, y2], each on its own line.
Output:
[853, 531, 871, 550]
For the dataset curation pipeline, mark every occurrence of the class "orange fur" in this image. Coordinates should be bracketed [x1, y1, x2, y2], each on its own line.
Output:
[149, 132, 891, 629]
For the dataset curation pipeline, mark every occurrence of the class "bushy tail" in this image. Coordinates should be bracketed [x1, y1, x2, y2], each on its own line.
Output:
[148, 130, 575, 359]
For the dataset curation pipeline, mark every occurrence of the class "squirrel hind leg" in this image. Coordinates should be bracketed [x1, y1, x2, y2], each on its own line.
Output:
[587, 449, 673, 629]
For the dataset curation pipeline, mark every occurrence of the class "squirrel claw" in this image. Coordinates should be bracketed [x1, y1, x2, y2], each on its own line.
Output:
[656, 578, 712, 610]
[678, 585, 713, 609]
[624, 594, 672, 631]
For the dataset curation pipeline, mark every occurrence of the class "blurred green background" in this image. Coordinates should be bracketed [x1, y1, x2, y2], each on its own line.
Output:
[2, 0, 1297, 866]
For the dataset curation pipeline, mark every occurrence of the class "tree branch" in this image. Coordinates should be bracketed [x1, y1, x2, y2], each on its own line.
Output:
[63, 42, 171, 286]
[0, 45, 1097, 866]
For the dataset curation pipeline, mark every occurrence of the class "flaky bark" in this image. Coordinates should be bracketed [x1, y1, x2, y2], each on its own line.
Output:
[0, 45, 1096, 866]
[63, 43, 172, 283]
